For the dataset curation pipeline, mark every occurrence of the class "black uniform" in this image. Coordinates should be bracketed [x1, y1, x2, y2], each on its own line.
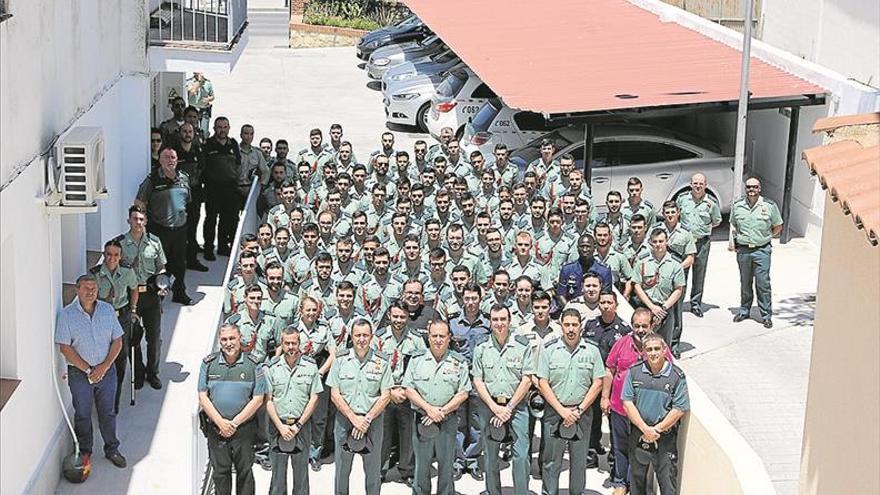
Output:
[136, 169, 191, 299]
[202, 136, 242, 256]
[172, 141, 204, 266]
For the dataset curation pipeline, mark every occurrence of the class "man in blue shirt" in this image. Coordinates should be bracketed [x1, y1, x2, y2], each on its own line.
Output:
[556, 234, 612, 307]
[55, 274, 126, 472]
[622, 333, 689, 495]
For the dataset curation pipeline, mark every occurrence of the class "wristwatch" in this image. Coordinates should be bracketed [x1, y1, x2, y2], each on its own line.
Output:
[575, 405, 583, 414]
[85, 366, 93, 375]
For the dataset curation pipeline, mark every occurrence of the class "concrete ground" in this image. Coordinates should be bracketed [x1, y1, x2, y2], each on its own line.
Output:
[57, 3, 818, 494]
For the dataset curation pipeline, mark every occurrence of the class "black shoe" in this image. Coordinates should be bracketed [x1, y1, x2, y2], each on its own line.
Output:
[586, 450, 599, 469]
[258, 455, 272, 471]
[203, 250, 216, 261]
[733, 313, 749, 323]
[403, 476, 413, 487]
[763, 318, 773, 329]
[196, 244, 204, 253]
[691, 306, 704, 317]
[172, 293, 193, 306]
[187, 259, 209, 272]
[134, 376, 145, 390]
[470, 466, 484, 481]
[105, 451, 127, 468]
[594, 445, 607, 455]
[310, 458, 321, 472]
[147, 376, 162, 390]
[217, 246, 231, 257]
[453, 466, 463, 481]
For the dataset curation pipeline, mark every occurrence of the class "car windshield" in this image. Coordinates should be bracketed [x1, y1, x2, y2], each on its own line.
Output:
[399, 15, 419, 26]
[434, 50, 457, 63]
[523, 130, 574, 151]
[437, 71, 466, 98]
[419, 35, 439, 47]
[471, 101, 501, 131]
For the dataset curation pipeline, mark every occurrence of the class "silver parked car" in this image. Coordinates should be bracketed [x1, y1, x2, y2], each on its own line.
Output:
[366, 35, 447, 80]
[381, 48, 460, 88]
[383, 73, 445, 131]
[509, 125, 735, 213]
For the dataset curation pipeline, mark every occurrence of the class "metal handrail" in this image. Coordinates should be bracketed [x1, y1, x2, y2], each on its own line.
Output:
[191, 177, 261, 495]
[149, 0, 247, 49]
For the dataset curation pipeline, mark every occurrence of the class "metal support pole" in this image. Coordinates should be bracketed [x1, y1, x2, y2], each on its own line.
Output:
[780, 106, 800, 244]
[583, 124, 595, 187]
[729, 0, 754, 245]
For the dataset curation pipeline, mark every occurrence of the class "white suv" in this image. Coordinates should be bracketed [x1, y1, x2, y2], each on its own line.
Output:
[461, 98, 558, 157]
[426, 66, 497, 141]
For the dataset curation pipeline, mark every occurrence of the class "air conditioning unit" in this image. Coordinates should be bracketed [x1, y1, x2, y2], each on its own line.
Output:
[56, 127, 106, 206]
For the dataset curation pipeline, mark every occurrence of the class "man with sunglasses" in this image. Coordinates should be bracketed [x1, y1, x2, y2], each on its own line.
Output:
[730, 177, 783, 328]
[159, 96, 187, 143]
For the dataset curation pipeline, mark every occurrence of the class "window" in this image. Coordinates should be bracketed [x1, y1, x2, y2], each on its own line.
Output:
[568, 144, 611, 168]
[573, 139, 698, 167]
[470, 101, 501, 132]
[513, 112, 547, 132]
[470, 83, 497, 99]
[437, 71, 466, 98]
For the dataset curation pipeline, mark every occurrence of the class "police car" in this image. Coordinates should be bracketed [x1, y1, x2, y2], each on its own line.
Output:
[381, 48, 460, 88]
[509, 124, 735, 213]
[382, 72, 445, 132]
[460, 98, 559, 158]
[426, 65, 497, 141]
[356, 15, 429, 61]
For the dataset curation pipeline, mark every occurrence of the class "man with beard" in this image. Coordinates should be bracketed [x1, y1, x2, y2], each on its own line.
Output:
[457, 193, 479, 244]
[172, 123, 209, 272]
[265, 327, 322, 495]
[258, 164, 287, 218]
[296, 128, 334, 177]
[159, 97, 187, 142]
[374, 301, 426, 486]
[445, 223, 488, 286]
[496, 199, 518, 245]
[332, 238, 368, 286]
[526, 196, 548, 240]
[265, 182, 298, 232]
[537, 309, 605, 495]
[413, 140, 429, 176]
[261, 262, 298, 326]
[202, 116, 242, 259]
[198, 324, 266, 495]
[557, 231, 613, 301]
[297, 253, 336, 320]
[595, 190, 629, 249]
[368, 154, 397, 205]
[427, 126, 454, 163]
[400, 279, 445, 336]
[368, 132, 397, 172]
[594, 222, 633, 297]
[433, 188, 459, 231]
[622, 332, 688, 495]
[296, 161, 322, 215]
[238, 124, 268, 206]
[358, 247, 402, 326]
[472, 305, 535, 495]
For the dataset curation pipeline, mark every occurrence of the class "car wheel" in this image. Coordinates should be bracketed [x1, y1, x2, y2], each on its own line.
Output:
[416, 103, 430, 133]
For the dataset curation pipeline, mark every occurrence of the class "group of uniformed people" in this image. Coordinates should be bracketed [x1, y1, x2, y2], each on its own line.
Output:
[192, 119, 784, 495]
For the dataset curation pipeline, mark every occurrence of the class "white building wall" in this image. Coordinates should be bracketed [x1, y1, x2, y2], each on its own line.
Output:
[0, 1, 151, 493]
[763, 0, 880, 87]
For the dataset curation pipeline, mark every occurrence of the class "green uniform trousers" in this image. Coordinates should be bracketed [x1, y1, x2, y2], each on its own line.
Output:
[333, 411, 385, 495]
[412, 414, 458, 495]
[541, 407, 593, 495]
[268, 425, 311, 495]
[479, 402, 530, 495]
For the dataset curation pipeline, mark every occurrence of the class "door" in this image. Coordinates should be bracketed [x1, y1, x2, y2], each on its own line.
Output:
[567, 141, 613, 207]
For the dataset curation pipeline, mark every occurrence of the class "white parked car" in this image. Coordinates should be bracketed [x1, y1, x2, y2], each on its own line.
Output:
[426, 66, 497, 141]
[509, 125, 736, 213]
[460, 98, 558, 158]
[383, 73, 444, 131]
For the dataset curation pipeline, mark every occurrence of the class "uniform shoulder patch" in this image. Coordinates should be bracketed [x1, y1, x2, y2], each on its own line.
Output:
[88, 265, 101, 274]
[267, 356, 282, 367]
[628, 360, 646, 371]
[298, 148, 309, 155]
[671, 364, 686, 379]
[544, 337, 559, 348]
[374, 350, 389, 361]
[203, 352, 219, 364]
[302, 354, 316, 364]
[112, 234, 125, 243]
[375, 326, 389, 337]
[147, 233, 162, 243]
[226, 313, 242, 324]
[514, 334, 530, 347]
[473, 334, 490, 347]
[448, 350, 466, 363]
[227, 278, 240, 289]
[336, 348, 351, 358]
[247, 353, 262, 365]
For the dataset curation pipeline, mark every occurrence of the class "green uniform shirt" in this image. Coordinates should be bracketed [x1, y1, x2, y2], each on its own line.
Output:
[662, 223, 697, 262]
[402, 349, 472, 407]
[198, 351, 267, 419]
[326, 348, 393, 414]
[298, 319, 336, 359]
[265, 354, 323, 419]
[372, 326, 427, 385]
[226, 309, 283, 361]
[116, 231, 166, 285]
[260, 288, 299, 326]
[296, 146, 335, 177]
[632, 252, 686, 305]
[676, 192, 721, 239]
[535, 231, 577, 272]
[730, 196, 782, 247]
[472, 333, 535, 399]
[537, 338, 605, 406]
[596, 247, 633, 284]
[224, 276, 269, 315]
[90, 264, 138, 309]
[621, 237, 651, 268]
[621, 199, 656, 230]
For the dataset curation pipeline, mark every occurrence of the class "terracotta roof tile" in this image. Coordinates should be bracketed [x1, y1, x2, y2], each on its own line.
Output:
[802, 112, 880, 246]
[404, 0, 826, 114]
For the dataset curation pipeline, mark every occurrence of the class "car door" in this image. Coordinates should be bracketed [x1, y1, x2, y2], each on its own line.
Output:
[457, 79, 495, 124]
[511, 111, 550, 149]
[605, 139, 687, 207]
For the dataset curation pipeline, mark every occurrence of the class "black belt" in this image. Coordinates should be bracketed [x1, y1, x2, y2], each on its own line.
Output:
[492, 395, 511, 406]
[114, 305, 131, 316]
[735, 241, 770, 250]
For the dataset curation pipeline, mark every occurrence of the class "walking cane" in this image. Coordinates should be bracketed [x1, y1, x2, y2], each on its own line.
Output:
[130, 318, 141, 406]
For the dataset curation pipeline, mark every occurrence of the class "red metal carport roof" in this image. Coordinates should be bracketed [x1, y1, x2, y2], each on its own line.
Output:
[404, 0, 826, 115]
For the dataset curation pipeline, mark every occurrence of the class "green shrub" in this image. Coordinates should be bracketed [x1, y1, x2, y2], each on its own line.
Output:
[304, 13, 380, 31]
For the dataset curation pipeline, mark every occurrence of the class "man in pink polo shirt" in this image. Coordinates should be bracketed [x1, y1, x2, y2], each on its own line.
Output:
[601, 307, 674, 495]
